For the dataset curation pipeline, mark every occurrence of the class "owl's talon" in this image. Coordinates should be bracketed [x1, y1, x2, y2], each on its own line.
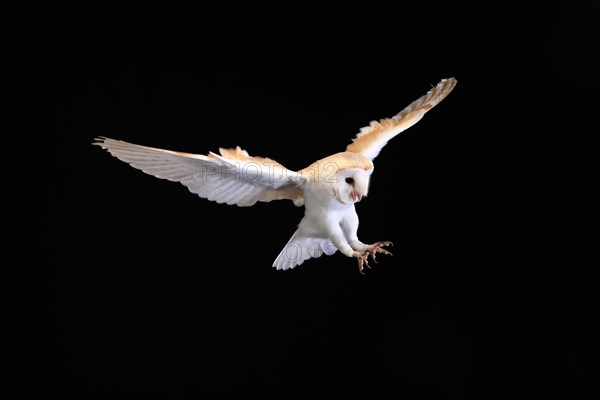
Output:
[356, 252, 370, 273]
[368, 241, 394, 263]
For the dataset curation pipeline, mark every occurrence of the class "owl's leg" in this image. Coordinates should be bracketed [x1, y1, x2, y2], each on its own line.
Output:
[327, 226, 372, 274]
[340, 207, 393, 272]
[340, 206, 368, 250]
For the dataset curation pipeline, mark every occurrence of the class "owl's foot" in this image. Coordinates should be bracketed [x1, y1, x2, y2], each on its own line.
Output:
[354, 241, 393, 274]
[368, 241, 393, 263]
[356, 251, 371, 274]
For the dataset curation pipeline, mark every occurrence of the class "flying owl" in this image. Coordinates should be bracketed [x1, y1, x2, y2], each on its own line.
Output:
[94, 78, 456, 273]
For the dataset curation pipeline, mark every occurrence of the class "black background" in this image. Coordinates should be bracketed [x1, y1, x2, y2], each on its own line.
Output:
[43, 3, 597, 397]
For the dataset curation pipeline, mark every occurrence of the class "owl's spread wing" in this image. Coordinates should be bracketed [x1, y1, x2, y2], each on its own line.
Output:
[346, 77, 456, 160]
[94, 137, 306, 207]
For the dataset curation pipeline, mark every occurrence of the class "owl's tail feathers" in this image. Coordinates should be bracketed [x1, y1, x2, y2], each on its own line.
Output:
[273, 230, 337, 270]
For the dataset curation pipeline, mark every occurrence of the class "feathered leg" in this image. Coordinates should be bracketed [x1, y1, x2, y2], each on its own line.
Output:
[341, 206, 393, 273]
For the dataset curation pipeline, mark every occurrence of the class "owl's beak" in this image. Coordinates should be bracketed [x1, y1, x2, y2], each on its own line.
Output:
[351, 191, 363, 203]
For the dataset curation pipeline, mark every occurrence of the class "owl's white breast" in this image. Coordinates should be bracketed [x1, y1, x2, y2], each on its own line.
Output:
[297, 181, 353, 237]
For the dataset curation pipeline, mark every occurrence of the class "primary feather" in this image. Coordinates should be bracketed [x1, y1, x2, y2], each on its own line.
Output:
[346, 77, 456, 160]
[93, 137, 306, 207]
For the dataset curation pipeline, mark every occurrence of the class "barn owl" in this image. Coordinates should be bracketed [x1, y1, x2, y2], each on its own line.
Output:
[94, 78, 456, 273]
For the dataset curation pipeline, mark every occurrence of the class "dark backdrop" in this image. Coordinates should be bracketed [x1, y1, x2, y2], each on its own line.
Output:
[43, 3, 596, 397]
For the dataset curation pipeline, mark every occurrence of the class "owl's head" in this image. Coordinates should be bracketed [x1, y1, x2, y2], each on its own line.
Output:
[334, 167, 373, 204]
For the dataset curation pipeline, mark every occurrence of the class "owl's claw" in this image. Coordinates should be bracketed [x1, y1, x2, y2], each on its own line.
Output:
[368, 241, 393, 263]
[356, 252, 370, 274]
[355, 241, 393, 273]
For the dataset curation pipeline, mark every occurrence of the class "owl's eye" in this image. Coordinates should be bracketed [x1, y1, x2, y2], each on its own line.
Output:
[345, 177, 354, 185]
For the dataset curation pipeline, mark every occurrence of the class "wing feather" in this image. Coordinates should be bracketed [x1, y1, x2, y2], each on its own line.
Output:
[346, 77, 456, 160]
[94, 137, 306, 207]
[273, 229, 338, 270]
